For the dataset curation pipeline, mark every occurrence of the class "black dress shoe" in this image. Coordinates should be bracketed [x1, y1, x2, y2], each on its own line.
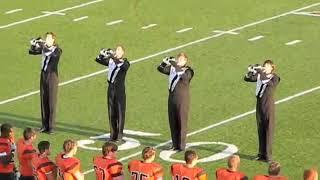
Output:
[109, 139, 125, 144]
[44, 130, 54, 135]
[174, 148, 184, 152]
[38, 127, 47, 133]
[255, 157, 269, 162]
[165, 146, 177, 151]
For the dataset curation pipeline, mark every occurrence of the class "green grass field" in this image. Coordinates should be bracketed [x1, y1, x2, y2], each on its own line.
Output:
[1, 0, 320, 179]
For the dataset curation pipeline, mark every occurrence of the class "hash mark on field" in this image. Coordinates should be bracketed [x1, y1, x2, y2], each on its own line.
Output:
[141, 24, 157, 30]
[248, 35, 264, 41]
[73, 16, 88, 22]
[5, 9, 23, 14]
[176, 27, 193, 33]
[0, 0, 103, 29]
[285, 40, 302, 45]
[41, 11, 66, 16]
[213, 30, 239, 35]
[1, 2, 320, 105]
[106, 19, 123, 26]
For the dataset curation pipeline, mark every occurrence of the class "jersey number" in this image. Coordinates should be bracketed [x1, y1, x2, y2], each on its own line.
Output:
[174, 175, 190, 180]
[131, 171, 148, 180]
[94, 166, 106, 180]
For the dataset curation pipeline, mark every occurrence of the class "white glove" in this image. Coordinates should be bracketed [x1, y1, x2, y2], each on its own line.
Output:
[30, 38, 44, 48]
[162, 57, 170, 65]
[247, 65, 256, 73]
[99, 48, 109, 57]
[10, 143, 16, 152]
[106, 48, 115, 56]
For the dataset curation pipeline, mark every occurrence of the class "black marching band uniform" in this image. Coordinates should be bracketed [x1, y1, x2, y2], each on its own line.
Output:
[157, 58, 194, 151]
[95, 49, 130, 142]
[244, 66, 280, 161]
[29, 38, 62, 134]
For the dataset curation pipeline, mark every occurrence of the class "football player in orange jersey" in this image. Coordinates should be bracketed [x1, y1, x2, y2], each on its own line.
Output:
[31, 141, 56, 180]
[93, 142, 124, 180]
[304, 168, 318, 180]
[171, 150, 207, 180]
[0, 123, 16, 180]
[128, 147, 164, 180]
[17, 127, 37, 180]
[254, 162, 288, 180]
[56, 139, 84, 180]
[216, 155, 248, 180]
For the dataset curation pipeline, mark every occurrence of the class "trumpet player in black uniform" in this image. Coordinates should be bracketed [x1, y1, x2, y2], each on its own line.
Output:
[29, 32, 62, 134]
[95, 46, 130, 142]
[157, 53, 194, 151]
[244, 60, 280, 162]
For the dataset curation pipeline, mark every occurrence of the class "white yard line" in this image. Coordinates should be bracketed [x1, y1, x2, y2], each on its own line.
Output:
[5, 9, 23, 14]
[106, 19, 123, 26]
[176, 27, 193, 33]
[0, 0, 103, 29]
[1, 2, 320, 105]
[285, 40, 302, 45]
[83, 85, 320, 175]
[248, 35, 264, 41]
[141, 24, 157, 30]
[73, 16, 88, 22]
[292, 11, 320, 17]
[213, 30, 239, 35]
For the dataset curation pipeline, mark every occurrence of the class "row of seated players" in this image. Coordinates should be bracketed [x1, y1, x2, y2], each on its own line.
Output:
[0, 124, 318, 180]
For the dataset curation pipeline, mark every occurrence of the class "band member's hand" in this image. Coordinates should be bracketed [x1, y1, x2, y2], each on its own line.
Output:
[99, 48, 109, 57]
[30, 37, 44, 48]
[106, 48, 115, 57]
[162, 57, 171, 65]
[168, 56, 176, 64]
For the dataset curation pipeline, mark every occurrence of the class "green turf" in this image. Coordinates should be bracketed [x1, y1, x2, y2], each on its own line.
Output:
[0, 0, 320, 179]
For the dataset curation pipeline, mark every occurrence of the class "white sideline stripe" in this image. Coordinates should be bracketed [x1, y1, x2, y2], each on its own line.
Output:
[248, 35, 264, 41]
[213, 30, 239, 35]
[141, 24, 157, 29]
[1, 2, 320, 106]
[292, 11, 320, 17]
[83, 85, 320, 175]
[0, 0, 103, 29]
[73, 16, 88, 22]
[285, 40, 302, 45]
[176, 27, 193, 33]
[41, 11, 66, 16]
[106, 19, 123, 26]
[5, 9, 23, 14]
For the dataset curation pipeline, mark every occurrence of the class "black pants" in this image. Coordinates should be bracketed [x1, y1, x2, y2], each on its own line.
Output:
[19, 176, 35, 180]
[256, 98, 275, 160]
[0, 173, 15, 180]
[108, 85, 126, 141]
[168, 93, 189, 150]
[40, 71, 58, 132]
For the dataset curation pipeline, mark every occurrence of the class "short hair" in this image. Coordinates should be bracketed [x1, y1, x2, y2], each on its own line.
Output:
[63, 139, 77, 153]
[268, 162, 281, 176]
[142, 147, 156, 160]
[102, 142, 118, 156]
[0, 123, 13, 138]
[184, 150, 197, 164]
[38, 141, 50, 154]
[263, 59, 276, 72]
[23, 127, 36, 140]
[227, 155, 240, 169]
[304, 168, 318, 180]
